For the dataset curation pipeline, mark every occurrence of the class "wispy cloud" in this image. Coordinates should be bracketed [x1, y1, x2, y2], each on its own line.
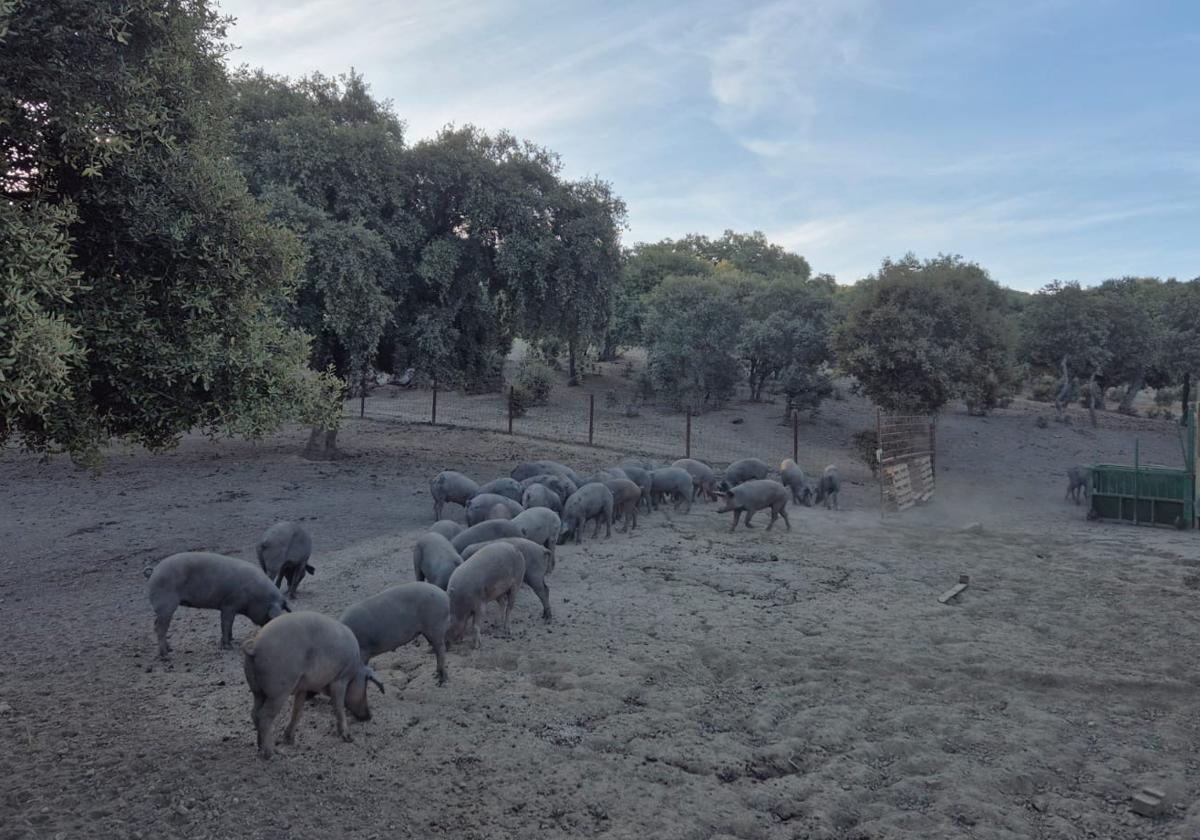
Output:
[217, 0, 1200, 289]
[705, 0, 887, 150]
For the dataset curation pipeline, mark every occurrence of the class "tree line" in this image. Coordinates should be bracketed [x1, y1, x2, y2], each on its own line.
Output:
[2, 2, 1197, 467]
[616, 246, 1200, 424]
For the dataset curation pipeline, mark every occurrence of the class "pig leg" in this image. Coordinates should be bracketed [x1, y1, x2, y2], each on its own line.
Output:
[743, 510, 755, 528]
[286, 565, 304, 599]
[471, 607, 482, 649]
[778, 506, 791, 530]
[329, 680, 353, 743]
[766, 508, 778, 531]
[628, 503, 638, 531]
[604, 510, 612, 539]
[254, 694, 286, 759]
[424, 629, 448, 685]
[433, 498, 443, 520]
[728, 509, 742, 533]
[154, 605, 176, 658]
[282, 688, 306, 745]
[501, 587, 517, 634]
[528, 575, 552, 621]
[219, 608, 237, 649]
[621, 502, 632, 533]
[273, 568, 286, 589]
[592, 516, 601, 538]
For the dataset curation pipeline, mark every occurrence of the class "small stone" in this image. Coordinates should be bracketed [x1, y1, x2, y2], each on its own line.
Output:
[961, 522, 983, 534]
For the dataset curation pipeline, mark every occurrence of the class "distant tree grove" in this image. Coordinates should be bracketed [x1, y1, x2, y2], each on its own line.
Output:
[2, 1, 1198, 464]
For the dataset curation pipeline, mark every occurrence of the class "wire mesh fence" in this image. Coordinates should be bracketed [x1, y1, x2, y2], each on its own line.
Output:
[351, 383, 814, 469]
[877, 411, 935, 511]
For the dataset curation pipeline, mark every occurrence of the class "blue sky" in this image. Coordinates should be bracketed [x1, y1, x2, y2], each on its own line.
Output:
[217, 0, 1199, 290]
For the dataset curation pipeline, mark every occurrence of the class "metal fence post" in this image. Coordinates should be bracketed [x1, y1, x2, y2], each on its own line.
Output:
[359, 369, 366, 419]
[588, 393, 595, 445]
[507, 387, 514, 435]
[431, 381, 438, 425]
[685, 409, 692, 459]
[792, 409, 799, 464]
[929, 417, 936, 476]
[877, 409, 884, 517]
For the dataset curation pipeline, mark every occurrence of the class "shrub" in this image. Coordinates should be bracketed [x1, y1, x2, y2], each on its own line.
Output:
[463, 351, 506, 394]
[1029, 375, 1058, 403]
[508, 385, 531, 418]
[534, 338, 564, 370]
[851, 429, 879, 477]
[1078, 390, 1104, 410]
[515, 360, 553, 405]
[1155, 386, 1180, 407]
[965, 370, 1016, 416]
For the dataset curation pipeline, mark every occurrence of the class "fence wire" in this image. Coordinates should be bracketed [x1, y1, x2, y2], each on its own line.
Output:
[352, 384, 811, 470]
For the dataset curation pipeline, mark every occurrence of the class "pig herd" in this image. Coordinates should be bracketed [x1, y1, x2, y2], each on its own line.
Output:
[145, 454, 841, 758]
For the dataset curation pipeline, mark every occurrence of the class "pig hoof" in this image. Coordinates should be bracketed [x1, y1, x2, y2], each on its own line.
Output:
[258, 750, 273, 760]
[281, 733, 296, 746]
[341, 732, 355, 744]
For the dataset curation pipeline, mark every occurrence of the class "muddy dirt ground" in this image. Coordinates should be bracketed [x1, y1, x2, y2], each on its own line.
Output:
[2, 389, 1199, 839]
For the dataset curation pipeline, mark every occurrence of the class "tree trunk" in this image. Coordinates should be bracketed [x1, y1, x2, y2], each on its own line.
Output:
[1118, 369, 1144, 415]
[755, 369, 771, 402]
[567, 338, 578, 386]
[304, 426, 339, 460]
[1053, 355, 1072, 417]
[1087, 371, 1099, 428]
[598, 331, 619, 362]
